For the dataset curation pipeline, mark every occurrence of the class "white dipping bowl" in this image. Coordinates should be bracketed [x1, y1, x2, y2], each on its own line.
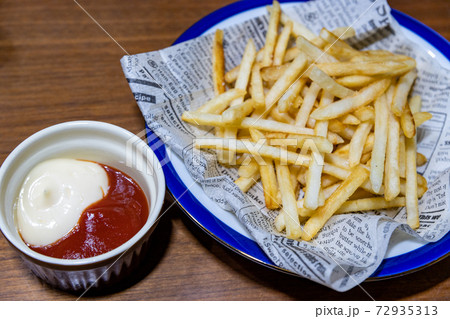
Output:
[0, 121, 165, 292]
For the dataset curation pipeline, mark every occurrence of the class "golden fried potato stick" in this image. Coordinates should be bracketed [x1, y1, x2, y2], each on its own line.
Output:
[308, 66, 354, 99]
[353, 105, 375, 122]
[221, 39, 257, 163]
[295, 82, 322, 128]
[310, 78, 390, 120]
[222, 99, 255, 124]
[349, 121, 373, 167]
[408, 95, 422, 113]
[331, 26, 356, 40]
[399, 134, 406, 179]
[296, 36, 338, 63]
[237, 156, 259, 178]
[264, 52, 308, 112]
[336, 197, 406, 213]
[277, 78, 306, 113]
[273, 21, 292, 66]
[262, 0, 281, 67]
[235, 171, 260, 193]
[339, 114, 360, 125]
[212, 29, 226, 95]
[275, 161, 302, 238]
[392, 69, 417, 116]
[249, 128, 281, 210]
[302, 165, 369, 241]
[195, 88, 246, 114]
[334, 132, 374, 156]
[261, 64, 291, 82]
[370, 94, 389, 193]
[416, 153, 427, 166]
[328, 119, 356, 140]
[250, 63, 266, 111]
[336, 75, 375, 89]
[405, 136, 419, 229]
[270, 106, 295, 124]
[413, 112, 432, 127]
[283, 47, 301, 63]
[183, 111, 320, 136]
[194, 137, 310, 167]
[384, 109, 401, 201]
[316, 60, 415, 77]
[269, 134, 333, 153]
[400, 103, 416, 138]
[303, 91, 332, 210]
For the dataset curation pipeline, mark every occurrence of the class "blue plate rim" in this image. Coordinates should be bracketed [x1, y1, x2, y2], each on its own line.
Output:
[147, 0, 450, 279]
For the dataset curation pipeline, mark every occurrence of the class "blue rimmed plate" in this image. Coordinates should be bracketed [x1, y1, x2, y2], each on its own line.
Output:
[146, 0, 450, 279]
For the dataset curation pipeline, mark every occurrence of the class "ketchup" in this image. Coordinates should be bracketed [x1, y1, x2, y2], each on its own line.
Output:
[29, 164, 149, 259]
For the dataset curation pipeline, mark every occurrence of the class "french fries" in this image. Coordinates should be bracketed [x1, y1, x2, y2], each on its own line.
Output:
[182, 1, 429, 241]
[212, 30, 225, 95]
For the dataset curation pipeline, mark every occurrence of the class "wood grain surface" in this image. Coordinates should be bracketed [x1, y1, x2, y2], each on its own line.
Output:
[0, 0, 448, 301]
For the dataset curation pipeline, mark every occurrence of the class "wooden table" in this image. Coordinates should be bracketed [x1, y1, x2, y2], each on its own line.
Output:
[0, 0, 448, 301]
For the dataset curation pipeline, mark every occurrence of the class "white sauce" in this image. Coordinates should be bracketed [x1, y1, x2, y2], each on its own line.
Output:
[15, 159, 109, 246]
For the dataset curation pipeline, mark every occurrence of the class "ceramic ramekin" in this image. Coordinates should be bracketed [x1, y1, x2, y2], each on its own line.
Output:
[0, 121, 165, 292]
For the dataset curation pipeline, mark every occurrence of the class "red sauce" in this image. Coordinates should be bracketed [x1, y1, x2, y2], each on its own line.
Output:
[29, 164, 149, 259]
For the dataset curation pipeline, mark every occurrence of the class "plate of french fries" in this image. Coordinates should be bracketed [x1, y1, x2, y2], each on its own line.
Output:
[139, 0, 450, 280]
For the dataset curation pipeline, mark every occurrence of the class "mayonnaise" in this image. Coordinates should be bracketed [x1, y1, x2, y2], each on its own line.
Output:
[15, 159, 109, 246]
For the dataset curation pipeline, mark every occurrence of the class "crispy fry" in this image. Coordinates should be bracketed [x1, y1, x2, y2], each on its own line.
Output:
[399, 134, 406, 179]
[304, 95, 328, 209]
[283, 47, 301, 62]
[384, 109, 401, 201]
[273, 21, 293, 66]
[261, 64, 291, 82]
[235, 171, 260, 192]
[194, 137, 310, 167]
[409, 95, 422, 114]
[270, 135, 333, 153]
[336, 75, 375, 89]
[250, 63, 266, 111]
[405, 136, 419, 229]
[262, 0, 281, 67]
[277, 78, 306, 113]
[308, 66, 354, 98]
[302, 165, 369, 241]
[413, 112, 432, 127]
[353, 105, 375, 122]
[337, 197, 406, 213]
[332, 26, 356, 40]
[348, 121, 373, 167]
[295, 82, 321, 127]
[339, 114, 360, 125]
[195, 88, 246, 114]
[182, 112, 317, 135]
[265, 52, 308, 112]
[417, 153, 427, 166]
[296, 36, 338, 63]
[310, 79, 390, 120]
[271, 106, 295, 124]
[276, 162, 302, 238]
[249, 128, 280, 210]
[328, 119, 356, 140]
[212, 29, 226, 95]
[316, 60, 414, 77]
[392, 69, 417, 116]
[222, 99, 255, 124]
[400, 102, 416, 138]
[370, 94, 389, 193]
